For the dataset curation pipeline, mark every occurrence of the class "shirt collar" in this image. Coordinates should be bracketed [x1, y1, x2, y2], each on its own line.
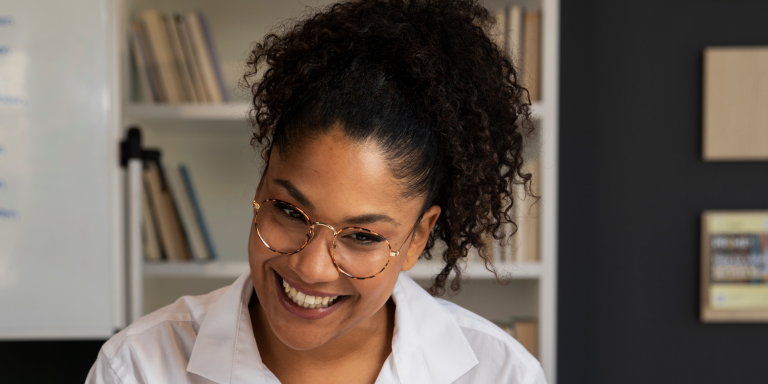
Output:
[187, 273, 273, 383]
[389, 273, 478, 384]
[187, 272, 478, 384]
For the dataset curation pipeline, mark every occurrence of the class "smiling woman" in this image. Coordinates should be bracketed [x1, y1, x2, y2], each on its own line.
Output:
[87, 1, 545, 383]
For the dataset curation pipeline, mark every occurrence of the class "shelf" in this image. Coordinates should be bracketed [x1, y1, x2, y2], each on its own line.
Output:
[144, 260, 250, 278]
[407, 261, 541, 280]
[143, 260, 541, 280]
[123, 102, 249, 121]
[123, 102, 543, 122]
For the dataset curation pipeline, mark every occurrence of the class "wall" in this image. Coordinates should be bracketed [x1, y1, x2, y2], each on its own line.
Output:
[559, 0, 768, 383]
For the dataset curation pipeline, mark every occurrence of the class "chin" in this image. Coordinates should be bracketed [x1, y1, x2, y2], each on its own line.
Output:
[271, 324, 334, 351]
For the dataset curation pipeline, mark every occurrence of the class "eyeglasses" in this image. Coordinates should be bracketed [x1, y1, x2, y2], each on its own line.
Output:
[252, 199, 417, 280]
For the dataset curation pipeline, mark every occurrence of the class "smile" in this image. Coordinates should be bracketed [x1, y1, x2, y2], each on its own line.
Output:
[282, 279, 341, 309]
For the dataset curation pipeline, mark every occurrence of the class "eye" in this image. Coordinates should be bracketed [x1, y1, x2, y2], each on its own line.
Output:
[345, 232, 384, 244]
[275, 202, 304, 220]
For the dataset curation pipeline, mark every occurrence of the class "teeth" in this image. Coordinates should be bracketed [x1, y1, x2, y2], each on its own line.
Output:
[282, 278, 340, 309]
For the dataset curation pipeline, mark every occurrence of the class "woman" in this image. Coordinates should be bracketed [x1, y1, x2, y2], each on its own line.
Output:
[88, 0, 544, 383]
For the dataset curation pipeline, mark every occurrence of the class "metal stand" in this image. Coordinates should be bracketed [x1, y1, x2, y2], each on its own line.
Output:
[120, 128, 143, 323]
[119, 128, 162, 323]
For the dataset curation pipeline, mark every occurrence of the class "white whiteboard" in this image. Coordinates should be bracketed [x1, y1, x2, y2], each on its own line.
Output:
[0, 0, 120, 338]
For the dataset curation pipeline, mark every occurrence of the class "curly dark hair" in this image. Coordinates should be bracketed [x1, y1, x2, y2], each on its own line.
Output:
[241, 0, 535, 295]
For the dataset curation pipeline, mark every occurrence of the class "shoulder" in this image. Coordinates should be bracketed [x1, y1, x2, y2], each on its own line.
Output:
[87, 286, 228, 384]
[103, 285, 227, 356]
[435, 298, 546, 384]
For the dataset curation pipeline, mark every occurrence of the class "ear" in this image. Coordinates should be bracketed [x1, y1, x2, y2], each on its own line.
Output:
[401, 205, 441, 271]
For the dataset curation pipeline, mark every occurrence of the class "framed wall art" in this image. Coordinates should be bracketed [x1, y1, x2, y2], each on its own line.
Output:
[701, 211, 768, 322]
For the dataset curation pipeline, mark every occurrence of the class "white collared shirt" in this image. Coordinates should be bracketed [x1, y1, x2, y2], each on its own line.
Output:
[87, 272, 547, 384]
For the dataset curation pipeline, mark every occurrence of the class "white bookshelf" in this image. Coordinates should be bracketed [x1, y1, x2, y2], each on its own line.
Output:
[144, 260, 542, 279]
[124, 102, 249, 120]
[124, 101, 543, 121]
[121, 0, 558, 382]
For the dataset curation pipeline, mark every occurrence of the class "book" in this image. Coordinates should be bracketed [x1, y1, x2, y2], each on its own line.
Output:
[184, 11, 224, 103]
[138, 21, 167, 102]
[179, 164, 217, 259]
[143, 161, 190, 260]
[164, 14, 198, 102]
[174, 14, 208, 103]
[198, 12, 228, 102]
[492, 8, 507, 53]
[514, 160, 540, 262]
[513, 320, 538, 358]
[141, 182, 162, 261]
[140, 10, 184, 103]
[501, 193, 515, 262]
[167, 166, 210, 261]
[130, 23, 155, 102]
[522, 11, 541, 101]
[508, 6, 524, 68]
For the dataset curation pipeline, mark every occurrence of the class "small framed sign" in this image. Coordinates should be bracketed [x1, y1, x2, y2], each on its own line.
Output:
[701, 211, 768, 322]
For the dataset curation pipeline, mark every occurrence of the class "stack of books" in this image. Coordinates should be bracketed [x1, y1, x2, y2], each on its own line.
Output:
[493, 318, 538, 358]
[491, 6, 542, 101]
[479, 160, 540, 264]
[130, 10, 228, 104]
[142, 160, 217, 262]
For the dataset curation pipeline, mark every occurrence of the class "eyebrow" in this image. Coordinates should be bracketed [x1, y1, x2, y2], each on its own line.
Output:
[272, 178, 399, 226]
[273, 179, 315, 211]
[342, 213, 398, 226]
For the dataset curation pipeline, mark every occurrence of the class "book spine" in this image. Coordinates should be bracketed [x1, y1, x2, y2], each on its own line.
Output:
[144, 164, 182, 260]
[141, 181, 163, 261]
[168, 166, 209, 261]
[179, 165, 217, 259]
[141, 10, 184, 103]
[130, 24, 154, 102]
[513, 320, 538, 358]
[500, 193, 513, 263]
[197, 12, 228, 102]
[136, 21, 166, 102]
[513, 181, 527, 262]
[515, 160, 540, 262]
[184, 12, 223, 103]
[493, 9, 507, 54]
[158, 161, 192, 260]
[522, 11, 541, 101]
[509, 6, 523, 68]
[164, 14, 198, 102]
[175, 14, 209, 103]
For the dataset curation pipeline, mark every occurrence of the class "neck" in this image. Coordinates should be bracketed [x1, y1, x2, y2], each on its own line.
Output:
[249, 296, 395, 383]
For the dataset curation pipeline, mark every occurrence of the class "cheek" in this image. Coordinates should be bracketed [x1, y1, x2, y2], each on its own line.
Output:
[351, 268, 400, 311]
[248, 224, 280, 280]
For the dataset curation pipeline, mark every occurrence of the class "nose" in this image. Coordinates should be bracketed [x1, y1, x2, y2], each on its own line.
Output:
[287, 223, 340, 284]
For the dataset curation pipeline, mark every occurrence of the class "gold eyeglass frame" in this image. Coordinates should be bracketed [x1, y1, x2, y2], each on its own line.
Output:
[252, 198, 416, 280]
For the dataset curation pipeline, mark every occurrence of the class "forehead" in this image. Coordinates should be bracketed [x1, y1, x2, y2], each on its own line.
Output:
[267, 131, 419, 222]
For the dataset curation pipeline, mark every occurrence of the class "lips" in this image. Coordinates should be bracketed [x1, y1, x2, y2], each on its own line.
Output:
[273, 271, 347, 320]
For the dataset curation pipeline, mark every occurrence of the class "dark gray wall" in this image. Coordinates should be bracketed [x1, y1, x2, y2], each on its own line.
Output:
[559, 0, 768, 383]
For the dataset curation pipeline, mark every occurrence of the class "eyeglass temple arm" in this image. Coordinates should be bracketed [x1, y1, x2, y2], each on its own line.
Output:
[390, 213, 425, 257]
